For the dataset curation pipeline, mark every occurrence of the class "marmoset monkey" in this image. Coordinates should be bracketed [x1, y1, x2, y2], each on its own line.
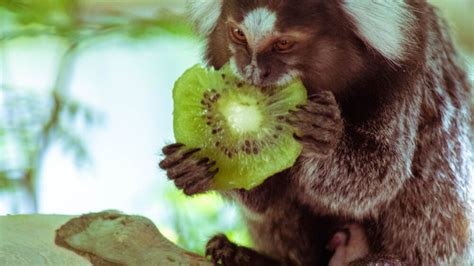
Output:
[160, 0, 473, 265]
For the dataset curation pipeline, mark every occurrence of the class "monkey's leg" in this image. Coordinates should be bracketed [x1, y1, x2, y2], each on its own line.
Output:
[206, 226, 374, 266]
[205, 234, 282, 266]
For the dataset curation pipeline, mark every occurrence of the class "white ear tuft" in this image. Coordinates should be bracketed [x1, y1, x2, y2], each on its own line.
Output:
[342, 0, 415, 63]
[186, 0, 223, 36]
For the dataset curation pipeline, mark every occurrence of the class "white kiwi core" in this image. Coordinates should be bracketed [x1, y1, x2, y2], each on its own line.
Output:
[219, 99, 263, 134]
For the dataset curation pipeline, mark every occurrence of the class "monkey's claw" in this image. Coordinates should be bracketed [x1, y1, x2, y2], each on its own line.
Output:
[159, 143, 217, 195]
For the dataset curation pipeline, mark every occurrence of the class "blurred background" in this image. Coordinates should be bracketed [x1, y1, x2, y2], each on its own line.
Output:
[0, 0, 472, 255]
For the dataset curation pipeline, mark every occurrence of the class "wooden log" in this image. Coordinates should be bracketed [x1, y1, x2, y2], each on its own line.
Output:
[0, 211, 211, 266]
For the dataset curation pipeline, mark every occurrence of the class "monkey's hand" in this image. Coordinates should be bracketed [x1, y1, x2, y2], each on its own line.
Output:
[159, 143, 218, 196]
[290, 91, 343, 157]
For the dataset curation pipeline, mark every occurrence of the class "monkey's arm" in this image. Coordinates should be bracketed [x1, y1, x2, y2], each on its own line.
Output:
[293, 91, 419, 218]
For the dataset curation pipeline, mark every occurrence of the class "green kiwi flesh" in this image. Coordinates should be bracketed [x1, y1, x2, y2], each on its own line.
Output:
[173, 64, 307, 190]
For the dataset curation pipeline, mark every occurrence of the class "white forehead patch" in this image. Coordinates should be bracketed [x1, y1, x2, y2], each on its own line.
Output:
[242, 7, 277, 46]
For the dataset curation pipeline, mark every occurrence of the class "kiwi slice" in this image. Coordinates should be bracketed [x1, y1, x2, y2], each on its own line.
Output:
[173, 64, 307, 190]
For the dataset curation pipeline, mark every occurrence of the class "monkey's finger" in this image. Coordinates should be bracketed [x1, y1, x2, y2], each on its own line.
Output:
[308, 90, 336, 104]
[159, 147, 200, 169]
[175, 163, 219, 188]
[182, 172, 215, 196]
[307, 126, 338, 143]
[290, 111, 340, 131]
[172, 159, 213, 185]
[301, 134, 332, 147]
[162, 143, 184, 155]
[196, 157, 210, 165]
[314, 114, 341, 130]
[287, 108, 311, 125]
[174, 173, 196, 188]
[179, 165, 217, 195]
[166, 158, 196, 180]
[169, 158, 216, 191]
[300, 101, 341, 120]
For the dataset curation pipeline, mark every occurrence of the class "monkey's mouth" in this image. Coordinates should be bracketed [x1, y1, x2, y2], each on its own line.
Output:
[239, 68, 301, 88]
[243, 65, 270, 86]
[229, 57, 301, 87]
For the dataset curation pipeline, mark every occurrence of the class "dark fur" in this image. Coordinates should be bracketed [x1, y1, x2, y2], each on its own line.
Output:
[161, 0, 472, 265]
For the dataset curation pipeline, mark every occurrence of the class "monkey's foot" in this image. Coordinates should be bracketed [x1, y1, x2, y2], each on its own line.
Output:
[206, 234, 249, 265]
[205, 234, 280, 266]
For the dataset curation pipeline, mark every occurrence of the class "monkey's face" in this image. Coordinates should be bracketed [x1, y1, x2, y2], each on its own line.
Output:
[224, 5, 310, 87]
[205, 0, 367, 92]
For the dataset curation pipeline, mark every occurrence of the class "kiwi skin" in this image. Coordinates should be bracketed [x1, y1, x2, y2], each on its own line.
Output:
[173, 64, 307, 190]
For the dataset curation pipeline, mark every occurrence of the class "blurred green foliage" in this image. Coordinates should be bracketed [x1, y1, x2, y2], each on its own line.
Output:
[163, 187, 252, 254]
[0, 0, 194, 209]
[0, 0, 193, 39]
[429, 0, 473, 54]
[0, 0, 252, 254]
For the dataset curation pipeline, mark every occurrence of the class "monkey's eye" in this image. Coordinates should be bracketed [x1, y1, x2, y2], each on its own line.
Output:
[230, 26, 247, 45]
[274, 39, 295, 53]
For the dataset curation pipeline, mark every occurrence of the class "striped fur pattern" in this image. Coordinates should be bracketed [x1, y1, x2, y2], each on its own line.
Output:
[184, 0, 473, 264]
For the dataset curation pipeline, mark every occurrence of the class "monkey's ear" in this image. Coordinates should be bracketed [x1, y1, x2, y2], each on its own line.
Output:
[186, 0, 224, 36]
[341, 0, 415, 64]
